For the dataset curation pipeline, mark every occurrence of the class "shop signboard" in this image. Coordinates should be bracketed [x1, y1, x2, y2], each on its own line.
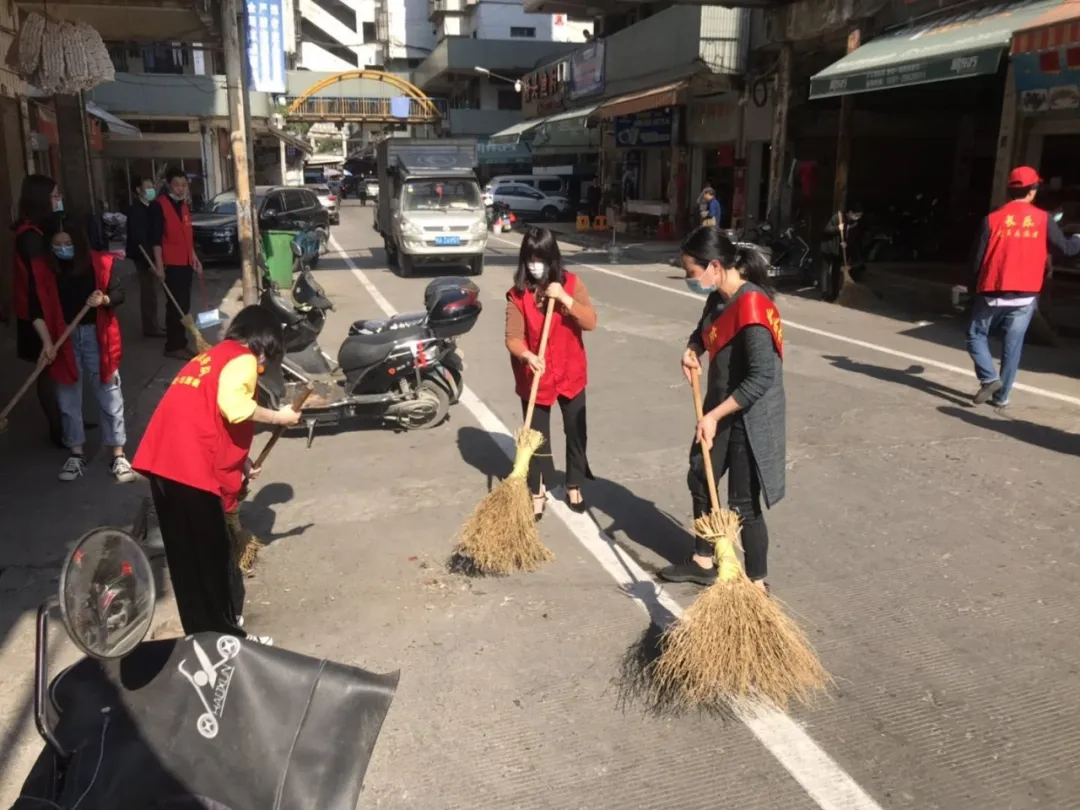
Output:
[477, 139, 533, 166]
[523, 58, 569, 119]
[614, 107, 673, 148]
[687, 89, 774, 145]
[1014, 47, 1080, 115]
[246, 0, 286, 94]
[569, 40, 605, 100]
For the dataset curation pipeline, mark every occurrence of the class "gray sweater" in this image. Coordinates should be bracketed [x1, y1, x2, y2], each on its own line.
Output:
[689, 283, 787, 507]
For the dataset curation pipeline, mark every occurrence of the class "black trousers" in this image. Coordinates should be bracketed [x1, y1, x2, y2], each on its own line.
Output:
[687, 417, 770, 581]
[135, 259, 161, 335]
[521, 389, 593, 495]
[163, 264, 193, 352]
[149, 475, 246, 637]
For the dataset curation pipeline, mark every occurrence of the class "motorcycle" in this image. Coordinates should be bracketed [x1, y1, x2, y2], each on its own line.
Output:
[257, 234, 481, 441]
[14, 526, 398, 809]
[730, 222, 814, 283]
[486, 200, 514, 233]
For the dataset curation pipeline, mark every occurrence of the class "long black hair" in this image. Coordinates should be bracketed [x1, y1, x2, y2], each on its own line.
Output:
[513, 226, 567, 294]
[225, 304, 285, 364]
[680, 225, 774, 298]
[45, 222, 93, 276]
[18, 174, 57, 227]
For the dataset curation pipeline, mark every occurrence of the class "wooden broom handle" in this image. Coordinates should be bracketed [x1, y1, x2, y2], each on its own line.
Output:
[523, 295, 558, 431]
[139, 246, 186, 316]
[837, 211, 850, 268]
[690, 366, 721, 514]
[0, 303, 92, 425]
[252, 383, 314, 469]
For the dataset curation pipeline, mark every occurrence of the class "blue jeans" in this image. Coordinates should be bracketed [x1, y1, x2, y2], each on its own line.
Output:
[965, 296, 1037, 404]
[55, 324, 127, 449]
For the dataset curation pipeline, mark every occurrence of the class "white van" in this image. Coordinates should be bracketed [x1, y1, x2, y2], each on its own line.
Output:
[485, 174, 568, 196]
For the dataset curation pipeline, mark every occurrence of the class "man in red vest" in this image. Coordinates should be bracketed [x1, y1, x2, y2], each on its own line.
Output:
[967, 166, 1080, 408]
[150, 166, 203, 360]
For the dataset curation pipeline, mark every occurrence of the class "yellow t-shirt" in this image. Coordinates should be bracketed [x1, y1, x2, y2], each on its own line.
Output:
[217, 354, 258, 424]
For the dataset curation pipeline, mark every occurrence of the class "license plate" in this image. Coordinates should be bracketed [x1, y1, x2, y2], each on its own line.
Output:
[434, 236, 461, 246]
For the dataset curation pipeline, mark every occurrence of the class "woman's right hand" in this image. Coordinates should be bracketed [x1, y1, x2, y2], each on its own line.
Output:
[39, 341, 57, 366]
[276, 405, 302, 426]
[523, 351, 545, 376]
[681, 346, 701, 384]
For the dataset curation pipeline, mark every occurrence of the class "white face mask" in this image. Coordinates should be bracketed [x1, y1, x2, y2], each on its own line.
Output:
[527, 261, 546, 280]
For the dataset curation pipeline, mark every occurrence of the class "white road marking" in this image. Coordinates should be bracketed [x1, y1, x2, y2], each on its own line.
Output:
[491, 236, 1080, 409]
[329, 235, 886, 810]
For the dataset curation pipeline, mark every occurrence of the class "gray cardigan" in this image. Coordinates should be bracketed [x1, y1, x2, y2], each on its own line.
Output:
[689, 283, 787, 507]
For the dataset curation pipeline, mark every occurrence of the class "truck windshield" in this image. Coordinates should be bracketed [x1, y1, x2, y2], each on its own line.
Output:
[403, 180, 482, 212]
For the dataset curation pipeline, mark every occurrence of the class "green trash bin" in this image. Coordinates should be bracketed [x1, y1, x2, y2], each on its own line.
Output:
[262, 230, 297, 289]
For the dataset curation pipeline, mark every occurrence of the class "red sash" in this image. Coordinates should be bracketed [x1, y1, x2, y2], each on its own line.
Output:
[702, 290, 784, 361]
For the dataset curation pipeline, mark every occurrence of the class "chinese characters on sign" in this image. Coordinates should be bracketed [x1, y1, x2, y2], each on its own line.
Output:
[522, 58, 569, 118]
[247, 0, 286, 94]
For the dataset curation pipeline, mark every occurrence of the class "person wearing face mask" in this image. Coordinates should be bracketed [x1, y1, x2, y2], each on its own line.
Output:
[133, 306, 302, 642]
[126, 175, 165, 337]
[660, 226, 785, 593]
[505, 227, 598, 520]
[11, 174, 65, 447]
[819, 201, 865, 302]
[27, 226, 132, 482]
[149, 166, 202, 359]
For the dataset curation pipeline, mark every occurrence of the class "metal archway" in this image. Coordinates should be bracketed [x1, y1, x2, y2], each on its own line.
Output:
[285, 70, 442, 124]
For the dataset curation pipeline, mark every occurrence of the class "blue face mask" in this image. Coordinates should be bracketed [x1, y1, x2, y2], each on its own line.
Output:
[685, 265, 717, 296]
[144, 188, 157, 202]
[53, 245, 74, 260]
[1054, 212, 1064, 223]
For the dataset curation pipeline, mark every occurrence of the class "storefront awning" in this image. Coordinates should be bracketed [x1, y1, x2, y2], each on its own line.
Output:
[809, 0, 1062, 100]
[489, 118, 546, 145]
[593, 82, 687, 119]
[85, 102, 141, 137]
[1012, 0, 1080, 53]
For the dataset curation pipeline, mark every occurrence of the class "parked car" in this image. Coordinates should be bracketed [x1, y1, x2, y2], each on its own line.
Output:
[193, 185, 330, 263]
[485, 174, 568, 196]
[487, 182, 572, 222]
[308, 183, 340, 225]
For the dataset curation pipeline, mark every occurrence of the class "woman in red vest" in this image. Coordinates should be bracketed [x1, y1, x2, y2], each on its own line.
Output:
[27, 225, 133, 482]
[505, 227, 597, 520]
[133, 306, 301, 642]
[10, 174, 64, 446]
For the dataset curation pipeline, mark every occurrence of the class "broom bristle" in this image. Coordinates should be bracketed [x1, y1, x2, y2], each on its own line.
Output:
[650, 576, 831, 711]
[836, 277, 878, 309]
[226, 510, 263, 576]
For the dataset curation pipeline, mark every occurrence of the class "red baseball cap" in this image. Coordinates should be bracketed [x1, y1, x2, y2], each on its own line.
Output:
[1007, 166, 1042, 188]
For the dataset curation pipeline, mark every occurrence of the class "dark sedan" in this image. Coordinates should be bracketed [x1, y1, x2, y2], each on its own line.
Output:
[193, 185, 330, 263]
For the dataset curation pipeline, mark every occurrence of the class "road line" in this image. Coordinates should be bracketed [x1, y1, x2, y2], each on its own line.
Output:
[491, 236, 1080, 409]
[329, 234, 886, 810]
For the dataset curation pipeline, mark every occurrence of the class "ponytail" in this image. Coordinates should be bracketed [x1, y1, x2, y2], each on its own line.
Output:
[733, 246, 775, 298]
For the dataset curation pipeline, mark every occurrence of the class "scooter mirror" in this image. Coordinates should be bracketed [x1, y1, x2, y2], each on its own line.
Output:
[58, 527, 156, 660]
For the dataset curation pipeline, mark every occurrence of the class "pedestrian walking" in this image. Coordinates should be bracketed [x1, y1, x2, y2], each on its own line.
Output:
[126, 175, 165, 338]
[505, 227, 598, 520]
[10, 174, 65, 447]
[967, 166, 1080, 408]
[659, 225, 786, 592]
[699, 186, 722, 227]
[150, 166, 202, 360]
[27, 225, 134, 482]
[132, 306, 301, 642]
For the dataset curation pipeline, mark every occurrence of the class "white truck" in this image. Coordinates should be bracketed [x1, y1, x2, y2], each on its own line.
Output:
[375, 138, 487, 277]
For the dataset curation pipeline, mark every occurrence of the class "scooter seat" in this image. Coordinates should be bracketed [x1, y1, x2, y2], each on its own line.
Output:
[338, 332, 398, 371]
[263, 290, 304, 326]
[348, 311, 428, 340]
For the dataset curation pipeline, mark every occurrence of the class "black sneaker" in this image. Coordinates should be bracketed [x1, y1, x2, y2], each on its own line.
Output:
[657, 558, 718, 586]
[973, 379, 1003, 405]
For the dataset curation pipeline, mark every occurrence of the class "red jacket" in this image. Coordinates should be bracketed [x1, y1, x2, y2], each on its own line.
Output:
[156, 197, 194, 267]
[977, 200, 1048, 295]
[133, 340, 256, 510]
[33, 251, 122, 385]
[508, 272, 588, 407]
[11, 220, 42, 321]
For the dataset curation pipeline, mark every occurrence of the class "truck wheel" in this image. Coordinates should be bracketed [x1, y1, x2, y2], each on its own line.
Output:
[400, 254, 414, 278]
[468, 256, 484, 276]
[384, 237, 398, 268]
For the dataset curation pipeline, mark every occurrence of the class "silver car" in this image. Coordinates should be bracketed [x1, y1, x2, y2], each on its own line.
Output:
[308, 184, 339, 225]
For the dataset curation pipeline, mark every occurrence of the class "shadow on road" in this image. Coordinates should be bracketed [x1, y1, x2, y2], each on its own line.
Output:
[822, 355, 974, 407]
[242, 482, 311, 546]
[937, 405, 1080, 457]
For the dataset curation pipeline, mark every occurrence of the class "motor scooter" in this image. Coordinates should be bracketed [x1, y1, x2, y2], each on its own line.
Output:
[14, 527, 398, 809]
[257, 234, 481, 441]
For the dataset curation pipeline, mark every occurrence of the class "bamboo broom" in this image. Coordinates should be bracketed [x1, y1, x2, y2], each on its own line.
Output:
[451, 296, 558, 576]
[229, 383, 313, 575]
[139, 246, 211, 352]
[834, 211, 877, 309]
[649, 367, 831, 711]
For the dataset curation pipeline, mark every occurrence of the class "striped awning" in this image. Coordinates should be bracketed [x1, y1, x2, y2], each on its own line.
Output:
[1012, 0, 1080, 53]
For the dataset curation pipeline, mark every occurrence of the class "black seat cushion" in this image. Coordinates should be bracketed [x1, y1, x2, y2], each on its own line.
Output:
[349, 311, 427, 340]
[262, 291, 304, 326]
[338, 333, 397, 372]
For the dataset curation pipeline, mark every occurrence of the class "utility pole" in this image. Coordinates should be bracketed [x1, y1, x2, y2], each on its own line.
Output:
[222, 0, 257, 306]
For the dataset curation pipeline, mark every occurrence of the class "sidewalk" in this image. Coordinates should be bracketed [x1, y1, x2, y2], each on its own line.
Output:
[545, 221, 679, 261]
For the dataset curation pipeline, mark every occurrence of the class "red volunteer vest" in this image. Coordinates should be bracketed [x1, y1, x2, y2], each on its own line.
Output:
[977, 200, 1048, 295]
[133, 340, 256, 511]
[701, 290, 784, 361]
[156, 197, 194, 267]
[32, 251, 122, 385]
[11, 220, 42, 321]
[508, 272, 588, 407]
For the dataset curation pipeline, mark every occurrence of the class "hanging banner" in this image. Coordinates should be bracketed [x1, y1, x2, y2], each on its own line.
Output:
[569, 40, 605, 100]
[247, 0, 286, 94]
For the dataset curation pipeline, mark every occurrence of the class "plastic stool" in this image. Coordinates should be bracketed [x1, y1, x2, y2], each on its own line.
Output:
[592, 215, 608, 230]
[576, 214, 591, 232]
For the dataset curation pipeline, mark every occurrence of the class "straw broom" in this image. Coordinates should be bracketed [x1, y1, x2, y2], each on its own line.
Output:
[229, 383, 313, 575]
[451, 296, 558, 576]
[140, 246, 211, 352]
[649, 367, 830, 711]
[834, 211, 877, 309]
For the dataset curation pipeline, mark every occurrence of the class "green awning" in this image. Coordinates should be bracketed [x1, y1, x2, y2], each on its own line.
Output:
[810, 0, 1062, 99]
[489, 118, 546, 145]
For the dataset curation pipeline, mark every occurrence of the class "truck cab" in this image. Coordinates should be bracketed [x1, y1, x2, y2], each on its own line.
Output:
[376, 139, 487, 277]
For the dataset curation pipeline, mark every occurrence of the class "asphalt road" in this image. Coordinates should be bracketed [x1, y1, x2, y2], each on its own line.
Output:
[3, 199, 1080, 808]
